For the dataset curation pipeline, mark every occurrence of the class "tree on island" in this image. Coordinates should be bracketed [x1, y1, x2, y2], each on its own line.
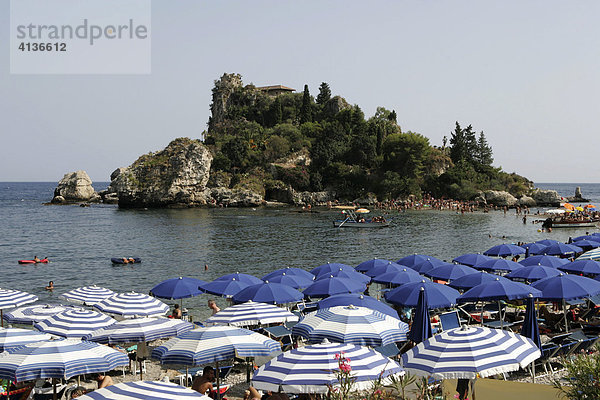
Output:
[300, 84, 312, 124]
[316, 82, 331, 105]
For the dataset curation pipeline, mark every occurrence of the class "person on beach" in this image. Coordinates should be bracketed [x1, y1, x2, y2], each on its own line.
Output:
[208, 299, 220, 315]
[45, 281, 54, 290]
[191, 366, 215, 395]
[172, 304, 182, 319]
[70, 387, 88, 398]
[456, 378, 469, 400]
[96, 373, 113, 389]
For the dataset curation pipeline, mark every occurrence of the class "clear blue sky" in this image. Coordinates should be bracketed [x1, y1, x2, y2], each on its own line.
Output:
[2, 1, 599, 182]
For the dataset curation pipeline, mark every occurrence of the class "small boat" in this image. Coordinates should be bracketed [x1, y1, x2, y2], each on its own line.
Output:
[333, 209, 390, 228]
[18, 259, 49, 264]
[551, 220, 598, 229]
[111, 257, 142, 264]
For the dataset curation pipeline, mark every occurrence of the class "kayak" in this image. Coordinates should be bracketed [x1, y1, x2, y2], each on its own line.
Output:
[18, 259, 49, 264]
[111, 257, 142, 264]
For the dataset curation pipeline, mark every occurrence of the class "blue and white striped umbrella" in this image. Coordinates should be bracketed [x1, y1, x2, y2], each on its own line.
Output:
[401, 326, 541, 379]
[78, 381, 210, 400]
[60, 286, 115, 306]
[152, 326, 280, 366]
[292, 305, 408, 346]
[204, 301, 299, 327]
[577, 247, 600, 261]
[94, 292, 170, 318]
[34, 309, 116, 339]
[0, 289, 38, 310]
[0, 338, 128, 381]
[252, 342, 404, 393]
[3, 304, 76, 325]
[0, 328, 52, 352]
[84, 318, 194, 344]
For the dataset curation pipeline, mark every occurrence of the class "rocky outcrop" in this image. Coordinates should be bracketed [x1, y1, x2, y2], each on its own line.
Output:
[324, 96, 351, 115]
[208, 73, 243, 131]
[210, 187, 263, 207]
[110, 138, 213, 208]
[353, 193, 378, 205]
[484, 190, 517, 207]
[518, 195, 536, 207]
[566, 186, 590, 203]
[531, 189, 561, 207]
[51, 170, 100, 203]
[474, 191, 487, 205]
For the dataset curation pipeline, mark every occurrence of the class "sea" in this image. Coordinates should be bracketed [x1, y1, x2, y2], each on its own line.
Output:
[1, 182, 599, 321]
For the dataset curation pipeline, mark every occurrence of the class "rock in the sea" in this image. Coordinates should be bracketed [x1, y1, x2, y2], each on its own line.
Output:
[51, 170, 99, 203]
[110, 138, 213, 208]
[474, 191, 487, 205]
[531, 189, 561, 206]
[575, 186, 583, 199]
[484, 190, 517, 207]
[210, 187, 263, 207]
[518, 195, 536, 207]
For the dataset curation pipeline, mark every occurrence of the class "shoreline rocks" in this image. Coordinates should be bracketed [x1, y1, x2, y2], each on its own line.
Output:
[50, 170, 100, 204]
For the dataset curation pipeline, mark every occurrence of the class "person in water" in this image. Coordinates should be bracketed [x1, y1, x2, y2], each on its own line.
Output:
[33, 256, 40, 263]
[45, 281, 54, 290]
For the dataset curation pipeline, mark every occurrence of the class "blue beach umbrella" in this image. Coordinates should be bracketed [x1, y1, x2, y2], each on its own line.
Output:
[94, 292, 170, 319]
[410, 259, 449, 274]
[519, 255, 569, 268]
[520, 243, 548, 255]
[535, 239, 561, 247]
[77, 381, 211, 400]
[3, 304, 76, 325]
[303, 277, 366, 299]
[397, 254, 442, 269]
[200, 278, 251, 298]
[452, 253, 492, 267]
[0, 328, 52, 352]
[573, 234, 598, 242]
[262, 267, 314, 281]
[448, 272, 511, 291]
[0, 289, 39, 327]
[506, 265, 562, 283]
[521, 296, 541, 349]
[60, 286, 114, 306]
[251, 342, 404, 393]
[204, 301, 299, 327]
[408, 288, 432, 344]
[372, 268, 427, 286]
[262, 273, 314, 289]
[531, 273, 600, 301]
[363, 261, 404, 278]
[214, 273, 262, 285]
[355, 258, 395, 274]
[458, 278, 541, 302]
[150, 277, 206, 300]
[292, 305, 408, 346]
[34, 309, 116, 339]
[539, 243, 583, 256]
[425, 264, 478, 282]
[384, 280, 460, 309]
[232, 282, 304, 305]
[571, 239, 600, 251]
[558, 259, 600, 276]
[84, 318, 194, 344]
[310, 263, 354, 277]
[317, 294, 399, 318]
[315, 269, 371, 285]
[577, 248, 600, 261]
[483, 244, 525, 257]
[475, 258, 523, 273]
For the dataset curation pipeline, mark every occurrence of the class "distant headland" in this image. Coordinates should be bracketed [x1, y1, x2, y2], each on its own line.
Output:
[48, 73, 578, 209]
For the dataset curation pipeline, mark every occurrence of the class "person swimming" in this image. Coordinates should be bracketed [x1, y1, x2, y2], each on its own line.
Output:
[45, 281, 54, 290]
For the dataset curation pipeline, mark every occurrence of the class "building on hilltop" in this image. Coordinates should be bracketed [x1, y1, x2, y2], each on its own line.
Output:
[257, 85, 295, 96]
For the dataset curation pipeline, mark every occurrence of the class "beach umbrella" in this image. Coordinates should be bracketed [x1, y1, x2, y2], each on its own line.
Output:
[303, 277, 366, 299]
[396, 254, 442, 269]
[474, 258, 523, 273]
[535, 239, 561, 247]
[0, 328, 52, 352]
[410, 259, 450, 274]
[363, 261, 404, 278]
[0, 289, 38, 327]
[310, 263, 354, 277]
[94, 292, 169, 319]
[232, 282, 304, 305]
[573, 234, 598, 242]
[506, 265, 562, 283]
[521, 296, 541, 350]
[483, 244, 525, 257]
[577, 247, 600, 261]
[262, 273, 314, 289]
[452, 253, 492, 267]
[315, 268, 371, 285]
[372, 268, 427, 286]
[519, 255, 569, 268]
[262, 267, 314, 281]
[0, 338, 128, 385]
[34, 309, 116, 339]
[384, 280, 460, 309]
[425, 264, 478, 281]
[539, 243, 582, 256]
[214, 273, 262, 285]
[355, 258, 396, 274]
[204, 301, 299, 327]
[563, 203, 575, 211]
[558, 259, 600, 276]
[3, 304, 76, 325]
[317, 294, 399, 318]
[571, 239, 600, 251]
[531, 273, 600, 301]
[292, 305, 408, 346]
[150, 277, 206, 300]
[84, 318, 194, 344]
[458, 278, 541, 302]
[77, 381, 211, 400]
[448, 272, 511, 291]
[60, 286, 115, 306]
[401, 326, 540, 379]
[408, 288, 432, 344]
[519, 243, 548, 255]
[200, 278, 250, 298]
[251, 342, 404, 393]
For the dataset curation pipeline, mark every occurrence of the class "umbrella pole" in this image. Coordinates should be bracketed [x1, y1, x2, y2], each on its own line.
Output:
[186, 366, 189, 387]
[53, 378, 57, 400]
[215, 361, 221, 400]
[563, 299, 569, 333]
[480, 304, 484, 326]
[246, 357, 251, 383]
[1, 310, 3, 327]
[498, 301, 503, 329]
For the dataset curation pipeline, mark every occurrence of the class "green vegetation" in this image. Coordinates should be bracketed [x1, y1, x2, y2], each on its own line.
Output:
[553, 345, 600, 399]
[205, 74, 532, 201]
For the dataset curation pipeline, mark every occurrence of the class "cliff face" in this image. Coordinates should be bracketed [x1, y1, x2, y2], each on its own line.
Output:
[110, 138, 213, 208]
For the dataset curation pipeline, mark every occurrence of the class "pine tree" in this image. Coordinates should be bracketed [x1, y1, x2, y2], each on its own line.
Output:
[300, 84, 312, 124]
[449, 122, 466, 163]
[316, 82, 331, 105]
[475, 132, 493, 166]
[388, 110, 397, 123]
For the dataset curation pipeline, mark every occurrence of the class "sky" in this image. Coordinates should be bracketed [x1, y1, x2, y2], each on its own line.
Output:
[1, 1, 600, 182]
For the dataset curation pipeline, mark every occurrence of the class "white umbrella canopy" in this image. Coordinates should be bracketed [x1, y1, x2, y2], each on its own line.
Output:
[3, 304, 77, 325]
[93, 292, 169, 319]
[204, 300, 299, 327]
[84, 317, 194, 344]
[77, 381, 211, 399]
[34, 309, 117, 339]
[0, 289, 39, 327]
[60, 285, 114, 306]
[0, 328, 52, 351]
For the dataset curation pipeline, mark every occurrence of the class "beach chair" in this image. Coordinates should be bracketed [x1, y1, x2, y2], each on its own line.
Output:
[374, 342, 401, 358]
[439, 310, 461, 331]
[262, 325, 294, 351]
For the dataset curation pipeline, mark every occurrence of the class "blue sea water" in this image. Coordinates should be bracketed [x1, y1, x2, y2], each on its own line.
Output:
[1, 182, 598, 320]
